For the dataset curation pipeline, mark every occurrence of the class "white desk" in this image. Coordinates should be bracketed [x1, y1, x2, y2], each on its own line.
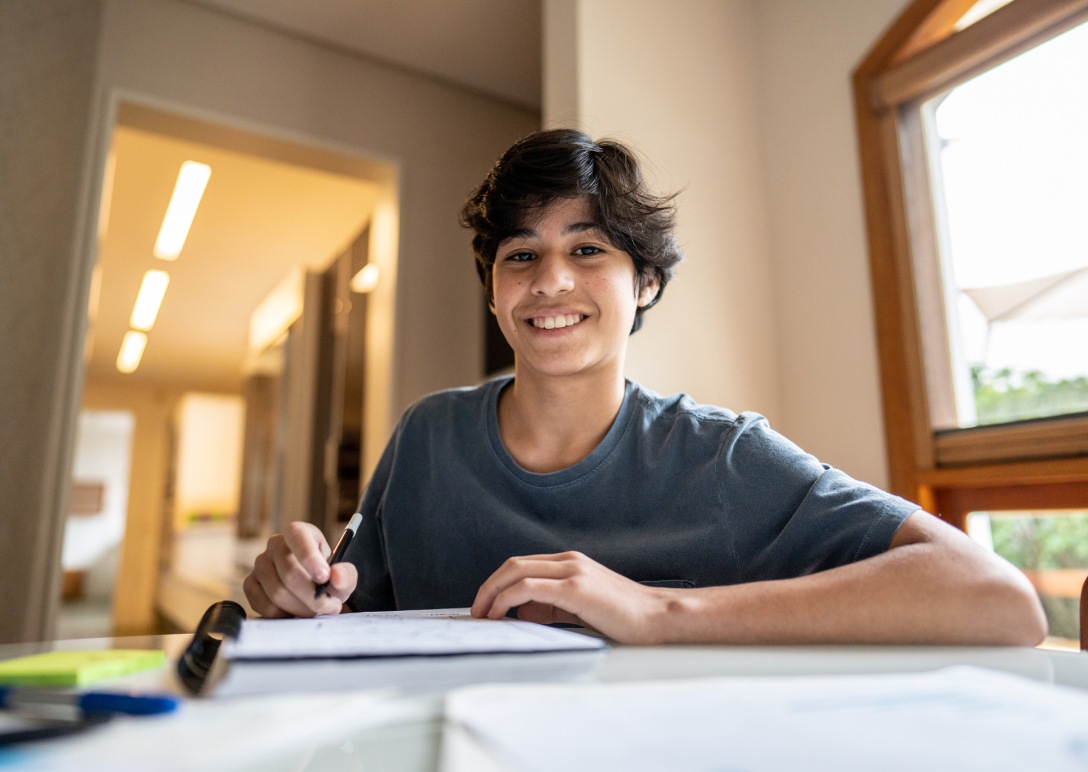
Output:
[2, 634, 1086, 772]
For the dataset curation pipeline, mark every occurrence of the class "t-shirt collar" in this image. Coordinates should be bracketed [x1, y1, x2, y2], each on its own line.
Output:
[484, 375, 640, 488]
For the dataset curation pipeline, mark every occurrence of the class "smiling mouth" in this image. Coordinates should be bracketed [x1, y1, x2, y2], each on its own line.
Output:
[527, 313, 586, 330]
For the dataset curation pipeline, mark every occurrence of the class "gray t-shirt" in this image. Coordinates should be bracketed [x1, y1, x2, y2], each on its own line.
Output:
[345, 376, 917, 611]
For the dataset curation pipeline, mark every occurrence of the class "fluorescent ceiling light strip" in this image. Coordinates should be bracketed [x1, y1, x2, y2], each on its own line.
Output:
[130, 270, 170, 331]
[116, 331, 148, 374]
[153, 161, 211, 260]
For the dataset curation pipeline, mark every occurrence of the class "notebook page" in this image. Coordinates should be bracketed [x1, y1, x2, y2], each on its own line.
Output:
[222, 608, 606, 660]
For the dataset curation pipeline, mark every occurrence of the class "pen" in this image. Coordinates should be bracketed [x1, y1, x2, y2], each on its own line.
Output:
[314, 512, 362, 599]
[0, 687, 178, 717]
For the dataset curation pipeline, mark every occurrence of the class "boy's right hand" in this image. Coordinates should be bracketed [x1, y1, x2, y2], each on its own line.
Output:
[243, 521, 358, 618]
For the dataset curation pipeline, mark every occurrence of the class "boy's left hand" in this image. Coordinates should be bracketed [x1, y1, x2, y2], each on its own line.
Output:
[470, 551, 670, 643]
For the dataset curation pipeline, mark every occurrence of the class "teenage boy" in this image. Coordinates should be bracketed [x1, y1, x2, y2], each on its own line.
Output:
[244, 130, 1045, 646]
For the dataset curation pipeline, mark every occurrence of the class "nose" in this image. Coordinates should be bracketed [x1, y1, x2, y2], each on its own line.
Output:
[530, 251, 575, 297]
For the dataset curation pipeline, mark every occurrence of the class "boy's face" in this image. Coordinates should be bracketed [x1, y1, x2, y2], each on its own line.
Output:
[490, 197, 658, 380]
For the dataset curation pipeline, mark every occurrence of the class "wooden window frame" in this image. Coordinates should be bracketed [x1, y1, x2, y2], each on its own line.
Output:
[854, 0, 1088, 529]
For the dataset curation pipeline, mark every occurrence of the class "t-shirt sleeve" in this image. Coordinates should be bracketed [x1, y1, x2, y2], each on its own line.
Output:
[716, 413, 919, 582]
[342, 415, 404, 612]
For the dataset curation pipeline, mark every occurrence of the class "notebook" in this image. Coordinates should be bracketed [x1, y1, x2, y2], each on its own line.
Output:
[179, 603, 607, 697]
[222, 608, 607, 661]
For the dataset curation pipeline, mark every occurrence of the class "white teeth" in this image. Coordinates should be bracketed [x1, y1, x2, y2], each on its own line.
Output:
[531, 314, 584, 329]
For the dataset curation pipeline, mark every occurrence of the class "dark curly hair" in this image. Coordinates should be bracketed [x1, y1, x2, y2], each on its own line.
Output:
[460, 129, 683, 333]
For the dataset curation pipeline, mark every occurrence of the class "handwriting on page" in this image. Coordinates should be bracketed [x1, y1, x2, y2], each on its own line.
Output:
[223, 608, 605, 660]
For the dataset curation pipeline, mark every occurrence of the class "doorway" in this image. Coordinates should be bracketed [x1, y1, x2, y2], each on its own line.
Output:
[58, 102, 399, 637]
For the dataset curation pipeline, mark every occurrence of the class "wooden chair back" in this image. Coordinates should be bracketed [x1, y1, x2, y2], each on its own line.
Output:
[1082, 575, 1088, 651]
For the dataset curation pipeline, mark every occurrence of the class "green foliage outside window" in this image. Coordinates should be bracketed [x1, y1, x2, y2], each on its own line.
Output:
[989, 513, 1088, 641]
[967, 367, 1088, 639]
[990, 514, 1088, 571]
[972, 366, 1088, 426]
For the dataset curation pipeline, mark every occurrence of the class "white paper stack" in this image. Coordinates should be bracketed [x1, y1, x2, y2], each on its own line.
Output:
[442, 666, 1088, 772]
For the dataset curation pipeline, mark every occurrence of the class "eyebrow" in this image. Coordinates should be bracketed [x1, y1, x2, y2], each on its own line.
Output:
[500, 221, 603, 244]
[563, 221, 602, 235]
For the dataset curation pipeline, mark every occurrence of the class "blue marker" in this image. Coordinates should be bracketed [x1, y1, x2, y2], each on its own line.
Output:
[0, 687, 179, 717]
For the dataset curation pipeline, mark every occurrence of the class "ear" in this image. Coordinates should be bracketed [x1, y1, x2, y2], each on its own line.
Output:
[636, 275, 661, 308]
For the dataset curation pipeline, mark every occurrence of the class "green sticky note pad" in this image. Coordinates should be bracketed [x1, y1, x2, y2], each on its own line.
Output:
[0, 650, 167, 687]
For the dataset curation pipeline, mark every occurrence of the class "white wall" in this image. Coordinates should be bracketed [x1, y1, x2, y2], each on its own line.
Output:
[95, 0, 539, 424]
[544, 0, 910, 488]
[62, 410, 135, 597]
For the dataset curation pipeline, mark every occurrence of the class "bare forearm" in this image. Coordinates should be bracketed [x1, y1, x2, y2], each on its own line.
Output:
[649, 517, 1047, 646]
[473, 513, 1046, 647]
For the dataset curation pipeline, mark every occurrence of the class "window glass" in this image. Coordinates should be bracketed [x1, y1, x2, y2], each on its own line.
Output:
[924, 20, 1088, 428]
[967, 510, 1088, 649]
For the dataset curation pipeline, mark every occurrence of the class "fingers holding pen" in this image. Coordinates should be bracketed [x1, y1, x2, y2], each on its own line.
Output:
[283, 521, 333, 584]
[241, 519, 362, 618]
[326, 562, 358, 604]
[242, 569, 291, 619]
[269, 539, 342, 616]
[250, 546, 315, 618]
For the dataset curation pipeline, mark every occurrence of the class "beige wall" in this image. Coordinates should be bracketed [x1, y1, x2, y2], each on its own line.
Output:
[544, 0, 910, 489]
[755, 0, 908, 490]
[550, 0, 781, 422]
[0, 0, 104, 644]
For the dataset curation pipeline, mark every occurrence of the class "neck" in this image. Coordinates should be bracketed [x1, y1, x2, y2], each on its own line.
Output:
[498, 363, 627, 474]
